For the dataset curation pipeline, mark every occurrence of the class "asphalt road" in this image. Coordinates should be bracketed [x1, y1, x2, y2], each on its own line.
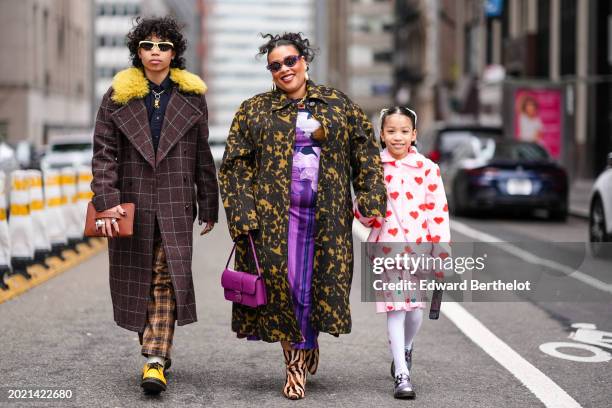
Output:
[0, 212, 610, 407]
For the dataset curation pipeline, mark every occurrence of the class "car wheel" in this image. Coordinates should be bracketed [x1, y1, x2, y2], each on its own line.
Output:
[589, 196, 610, 258]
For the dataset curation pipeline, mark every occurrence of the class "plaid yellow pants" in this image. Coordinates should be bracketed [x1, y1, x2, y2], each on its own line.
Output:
[139, 241, 176, 359]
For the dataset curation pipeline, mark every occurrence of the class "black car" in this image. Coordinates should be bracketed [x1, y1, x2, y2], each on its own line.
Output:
[443, 139, 568, 220]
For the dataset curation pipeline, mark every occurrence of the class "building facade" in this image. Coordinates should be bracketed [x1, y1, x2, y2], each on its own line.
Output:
[0, 0, 93, 146]
[395, 0, 612, 181]
[325, 0, 394, 122]
[201, 0, 316, 142]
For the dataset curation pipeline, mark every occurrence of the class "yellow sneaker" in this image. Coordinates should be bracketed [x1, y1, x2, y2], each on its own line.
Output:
[141, 362, 167, 394]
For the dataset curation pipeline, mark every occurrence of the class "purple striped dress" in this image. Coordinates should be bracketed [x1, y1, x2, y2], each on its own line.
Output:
[288, 105, 321, 350]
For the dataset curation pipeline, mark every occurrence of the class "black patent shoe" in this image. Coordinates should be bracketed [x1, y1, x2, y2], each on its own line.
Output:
[390, 346, 413, 377]
[393, 373, 416, 399]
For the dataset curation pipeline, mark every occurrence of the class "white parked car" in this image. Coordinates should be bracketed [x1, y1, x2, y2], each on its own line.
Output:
[589, 152, 612, 257]
[40, 134, 93, 171]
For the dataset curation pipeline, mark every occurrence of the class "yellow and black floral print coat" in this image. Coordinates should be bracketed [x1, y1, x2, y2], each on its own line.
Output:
[219, 81, 386, 343]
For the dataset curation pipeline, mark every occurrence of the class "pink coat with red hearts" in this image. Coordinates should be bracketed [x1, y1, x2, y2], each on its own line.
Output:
[354, 147, 451, 313]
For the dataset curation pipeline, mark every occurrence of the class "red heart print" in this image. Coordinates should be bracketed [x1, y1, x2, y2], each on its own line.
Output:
[437, 168, 441, 177]
[431, 235, 441, 243]
[428, 184, 438, 192]
[386, 210, 392, 218]
[373, 219, 382, 228]
[390, 191, 399, 200]
[417, 161, 423, 168]
[426, 234, 432, 241]
[425, 169, 431, 176]
[443, 203, 448, 212]
[388, 228, 398, 236]
[439, 252, 449, 259]
[382, 246, 392, 254]
[385, 175, 393, 183]
[403, 228, 409, 234]
[419, 204, 428, 211]
[426, 202, 435, 210]
[416, 237, 422, 244]
[410, 211, 419, 219]
[404, 245, 413, 253]
[434, 217, 444, 224]
[387, 306, 394, 311]
[422, 220, 428, 229]
[406, 192, 413, 199]
[414, 177, 423, 185]
[390, 161, 397, 167]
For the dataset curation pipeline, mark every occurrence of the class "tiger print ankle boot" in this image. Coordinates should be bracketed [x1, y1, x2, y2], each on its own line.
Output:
[304, 348, 319, 375]
[282, 348, 307, 400]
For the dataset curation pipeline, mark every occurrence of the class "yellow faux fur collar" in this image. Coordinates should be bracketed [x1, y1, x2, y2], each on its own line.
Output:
[111, 67, 207, 105]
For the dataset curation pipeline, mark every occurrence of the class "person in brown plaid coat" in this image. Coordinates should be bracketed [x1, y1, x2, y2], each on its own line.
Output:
[91, 17, 218, 394]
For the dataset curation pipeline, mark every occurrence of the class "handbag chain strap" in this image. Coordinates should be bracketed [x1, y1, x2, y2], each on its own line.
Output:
[225, 232, 262, 276]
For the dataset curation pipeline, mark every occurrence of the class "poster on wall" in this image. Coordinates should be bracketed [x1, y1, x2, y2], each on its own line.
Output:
[513, 88, 563, 159]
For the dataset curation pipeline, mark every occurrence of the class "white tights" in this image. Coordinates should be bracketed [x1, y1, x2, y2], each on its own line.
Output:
[387, 309, 423, 376]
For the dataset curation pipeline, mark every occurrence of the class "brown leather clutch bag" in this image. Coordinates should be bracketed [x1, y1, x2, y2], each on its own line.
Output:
[84, 202, 135, 237]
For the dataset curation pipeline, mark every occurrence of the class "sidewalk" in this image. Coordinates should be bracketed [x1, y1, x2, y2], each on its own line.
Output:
[569, 178, 593, 219]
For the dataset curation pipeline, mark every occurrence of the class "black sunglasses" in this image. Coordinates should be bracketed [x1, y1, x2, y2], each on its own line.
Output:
[138, 40, 174, 52]
[266, 55, 301, 73]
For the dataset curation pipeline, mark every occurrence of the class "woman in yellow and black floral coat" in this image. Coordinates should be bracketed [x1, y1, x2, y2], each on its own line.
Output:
[218, 33, 386, 399]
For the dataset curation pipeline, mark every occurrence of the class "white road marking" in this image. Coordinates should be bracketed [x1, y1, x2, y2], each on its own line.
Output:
[539, 341, 612, 363]
[352, 220, 583, 408]
[443, 302, 582, 407]
[450, 220, 612, 295]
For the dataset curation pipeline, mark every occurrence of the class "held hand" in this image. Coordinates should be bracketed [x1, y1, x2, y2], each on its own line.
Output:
[200, 221, 215, 235]
[98, 204, 126, 237]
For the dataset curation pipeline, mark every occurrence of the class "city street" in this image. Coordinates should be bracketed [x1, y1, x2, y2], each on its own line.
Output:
[1, 1, 611, 407]
[1, 212, 610, 407]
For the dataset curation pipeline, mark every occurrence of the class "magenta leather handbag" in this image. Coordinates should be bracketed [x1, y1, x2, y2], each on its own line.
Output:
[221, 233, 267, 308]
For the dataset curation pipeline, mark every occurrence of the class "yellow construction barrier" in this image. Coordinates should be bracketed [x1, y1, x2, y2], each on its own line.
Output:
[60, 167, 83, 243]
[43, 169, 68, 256]
[0, 171, 10, 289]
[76, 165, 94, 234]
[27, 170, 51, 264]
[8, 170, 34, 278]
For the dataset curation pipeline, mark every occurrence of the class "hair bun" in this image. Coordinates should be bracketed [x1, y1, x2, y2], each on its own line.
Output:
[257, 32, 316, 62]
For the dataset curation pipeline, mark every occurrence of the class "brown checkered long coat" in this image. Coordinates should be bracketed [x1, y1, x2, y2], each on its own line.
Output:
[91, 68, 218, 331]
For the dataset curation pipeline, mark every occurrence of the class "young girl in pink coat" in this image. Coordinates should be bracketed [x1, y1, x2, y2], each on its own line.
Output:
[354, 107, 451, 399]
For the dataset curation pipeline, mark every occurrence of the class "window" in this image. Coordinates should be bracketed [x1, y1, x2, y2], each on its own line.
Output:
[535, 0, 550, 77]
[560, 0, 576, 76]
[373, 50, 392, 63]
[51, 143, 93, 152]
[0, 121, 8, 143]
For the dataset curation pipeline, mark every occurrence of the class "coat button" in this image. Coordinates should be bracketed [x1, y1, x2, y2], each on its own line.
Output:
[309, 101, 315, 107]
[185, 203, 190, 210]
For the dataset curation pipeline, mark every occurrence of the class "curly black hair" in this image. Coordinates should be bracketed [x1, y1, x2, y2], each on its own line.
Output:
[126, 16, 187, 69]
[257, 32, 316, 62]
